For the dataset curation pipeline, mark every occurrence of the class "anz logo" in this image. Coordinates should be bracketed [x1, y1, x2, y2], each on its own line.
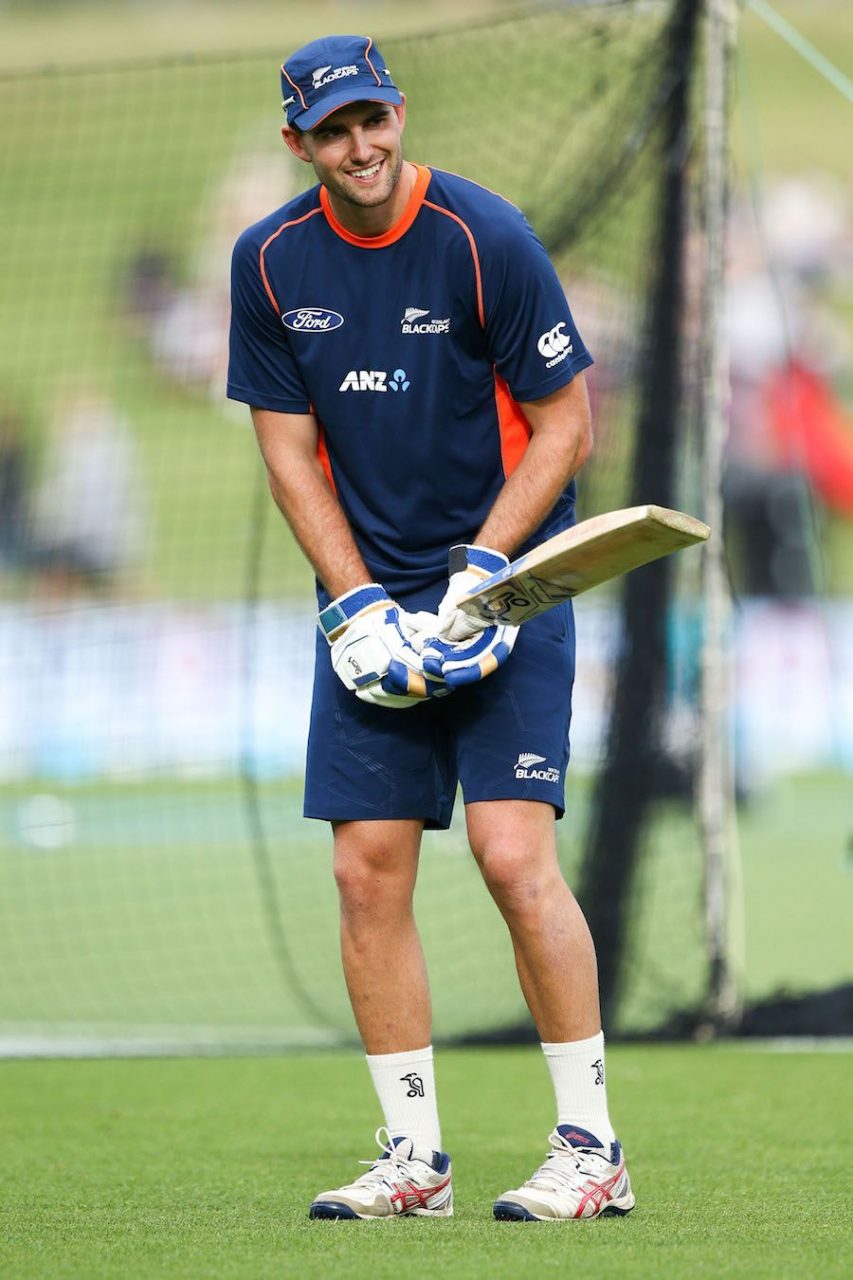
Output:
[339, 369, 410, 392]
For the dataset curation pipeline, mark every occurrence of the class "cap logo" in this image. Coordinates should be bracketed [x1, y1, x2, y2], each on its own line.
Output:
[312, 63, 358, 91]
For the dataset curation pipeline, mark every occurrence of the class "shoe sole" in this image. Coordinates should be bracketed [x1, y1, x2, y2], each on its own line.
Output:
[309, 1201, 361, 1220]
[309, 1199, 454, 1220]
[493, 1197, 635, 1222]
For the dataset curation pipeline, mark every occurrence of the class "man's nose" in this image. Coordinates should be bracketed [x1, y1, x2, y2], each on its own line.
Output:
[348, 128, 373, 163]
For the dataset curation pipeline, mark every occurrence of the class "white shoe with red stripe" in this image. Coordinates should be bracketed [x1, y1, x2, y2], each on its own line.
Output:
[309, 1128, 453, 1220]
[493, 1124, 635, 1221]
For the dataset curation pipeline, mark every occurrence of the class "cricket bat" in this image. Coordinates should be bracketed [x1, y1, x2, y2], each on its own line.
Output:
[458, 505, 710, 626]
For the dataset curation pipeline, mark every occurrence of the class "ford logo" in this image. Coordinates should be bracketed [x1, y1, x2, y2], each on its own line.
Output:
[282, 307, 344, 333]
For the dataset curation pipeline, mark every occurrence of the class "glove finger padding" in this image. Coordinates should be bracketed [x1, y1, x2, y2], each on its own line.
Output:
[356, 660, 448, 707]
[421, 623, 519, 688]
[318, 584, 449, 709]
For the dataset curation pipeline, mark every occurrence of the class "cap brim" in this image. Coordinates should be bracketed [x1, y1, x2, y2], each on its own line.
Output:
[291, 85, 403, 131]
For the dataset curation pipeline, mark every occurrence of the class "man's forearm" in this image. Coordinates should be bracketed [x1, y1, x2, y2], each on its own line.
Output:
[267, 454, 371, 597]
[476, 376, 592, 556]
[476, 429, 587, 556]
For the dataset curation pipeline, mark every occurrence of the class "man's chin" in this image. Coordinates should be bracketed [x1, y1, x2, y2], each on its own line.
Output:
[336, 180, 395, 209]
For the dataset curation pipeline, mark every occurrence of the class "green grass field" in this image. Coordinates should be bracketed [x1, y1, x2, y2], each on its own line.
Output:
[1, 1045, 850, 1278]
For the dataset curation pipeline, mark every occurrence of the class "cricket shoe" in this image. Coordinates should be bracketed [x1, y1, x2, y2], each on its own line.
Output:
[308, 1127, 453, 1220]
[493, 1124, 635, 1221]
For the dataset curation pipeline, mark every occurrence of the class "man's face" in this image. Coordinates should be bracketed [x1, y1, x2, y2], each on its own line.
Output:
[283, 101, 406, 210]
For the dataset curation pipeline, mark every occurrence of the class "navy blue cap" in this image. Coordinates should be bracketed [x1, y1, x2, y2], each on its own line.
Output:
[280, 35, 403, 131]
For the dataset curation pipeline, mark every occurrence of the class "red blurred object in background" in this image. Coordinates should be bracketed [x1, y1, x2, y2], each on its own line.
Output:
[766, 359, 853, 514]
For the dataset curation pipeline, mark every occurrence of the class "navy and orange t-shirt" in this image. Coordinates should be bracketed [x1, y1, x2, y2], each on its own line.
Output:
[227, 164, 593, 597]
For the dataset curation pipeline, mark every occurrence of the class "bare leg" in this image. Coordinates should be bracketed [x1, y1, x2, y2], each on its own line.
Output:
[333, 818, 431, 1053]
[465, 799, 600, 1041]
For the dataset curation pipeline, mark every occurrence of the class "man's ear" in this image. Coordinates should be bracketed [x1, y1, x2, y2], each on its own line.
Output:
[282, 125, 311, 162]
[394, 96, 406, 132]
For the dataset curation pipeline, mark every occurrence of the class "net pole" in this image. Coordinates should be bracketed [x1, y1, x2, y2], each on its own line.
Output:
[579, 0, 701, 1028]
[698, 0, 742, 1032]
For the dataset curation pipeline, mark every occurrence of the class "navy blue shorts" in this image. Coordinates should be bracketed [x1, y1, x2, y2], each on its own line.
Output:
[304, 593, 575, 829]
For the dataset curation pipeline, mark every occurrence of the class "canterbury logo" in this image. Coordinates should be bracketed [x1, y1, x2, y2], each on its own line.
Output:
[537, 322, 573, 367]
[516, 753, 546, 768]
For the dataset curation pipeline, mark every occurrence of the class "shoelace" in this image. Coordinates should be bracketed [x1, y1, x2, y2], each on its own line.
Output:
[524, 1143, 613, 1195]
[352, 1126, 427, 1190]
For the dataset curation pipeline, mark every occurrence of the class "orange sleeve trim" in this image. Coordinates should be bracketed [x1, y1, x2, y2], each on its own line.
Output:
[281, 64, 307, 110]
[258, 206, 324, 315]
[363, 36, 384, 86]
[316, 425, 337, 494]
[423, 199, 485, 329]
[319, 164, 431, 248]
[494, 372, 532, 479]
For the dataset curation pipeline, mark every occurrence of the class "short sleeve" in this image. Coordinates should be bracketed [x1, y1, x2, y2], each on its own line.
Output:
[482, 214, 593, 403]
[227, 228, 311, 414]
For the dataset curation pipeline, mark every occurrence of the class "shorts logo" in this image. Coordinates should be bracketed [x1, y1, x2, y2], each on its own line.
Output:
[312, 64, 358, 90]
[515, 751, 560, 782]
[339, 369, 411, 392]
[282, 308, 344, 333]
[537, 321, 573, 368]
[401, 307, 450, 335]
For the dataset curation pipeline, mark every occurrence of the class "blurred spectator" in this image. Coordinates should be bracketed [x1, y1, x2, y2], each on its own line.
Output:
[0, 402, 32, 575]
[125, 145, 297, 400]
[30, 387, 147, 598]
[124, 248, 176, 336]
[724, 175, 853, 597]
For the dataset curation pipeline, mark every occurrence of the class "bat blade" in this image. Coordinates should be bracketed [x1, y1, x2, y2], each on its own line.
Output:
[458, 505, 710, 626]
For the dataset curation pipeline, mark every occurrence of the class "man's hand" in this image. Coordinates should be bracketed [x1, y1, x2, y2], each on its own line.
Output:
[420, 545, 520, 687]
[318, 585, 448, 709]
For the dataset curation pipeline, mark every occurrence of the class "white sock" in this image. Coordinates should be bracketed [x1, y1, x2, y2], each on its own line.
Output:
[541, 1032, 616, 1146]
[365, 1045, 442, 1153]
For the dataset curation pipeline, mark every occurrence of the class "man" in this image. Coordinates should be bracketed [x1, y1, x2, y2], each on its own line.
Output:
[228, 34, 634, 1223]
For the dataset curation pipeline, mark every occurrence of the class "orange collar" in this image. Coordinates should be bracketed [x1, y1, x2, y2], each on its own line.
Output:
[319, 164, 431, 248]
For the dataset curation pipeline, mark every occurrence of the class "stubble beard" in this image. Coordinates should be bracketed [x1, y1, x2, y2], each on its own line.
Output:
[328, 146, 404, 210]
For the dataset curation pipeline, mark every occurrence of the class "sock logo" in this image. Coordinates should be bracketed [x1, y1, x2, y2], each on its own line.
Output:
[400, 1072, 425, 1098]
[592, 1058, 605, 1086]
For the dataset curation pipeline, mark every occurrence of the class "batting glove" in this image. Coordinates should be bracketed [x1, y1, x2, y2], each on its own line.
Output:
[318, 584, 449, 709]
[422, 545, 519, 687]
[421, 624, 518, 688]
[434, 545, 513, 641]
